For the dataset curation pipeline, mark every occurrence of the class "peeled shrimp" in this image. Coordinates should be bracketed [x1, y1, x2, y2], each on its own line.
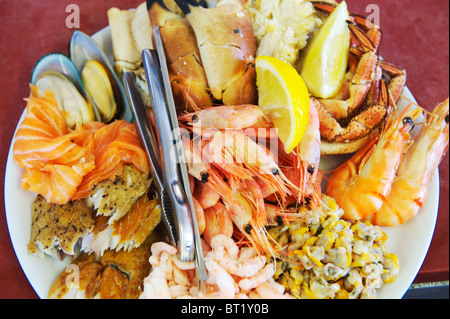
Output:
[203, 259, 237, 299]
[149, 242, 178, 266]
[141, 236, 289, 299]
[141, 243, 178, 299]
[140, 265, 172, 299]
[368, 98, 449, 226]
[238, 263, 275, 291]
[210, 234, 266, 278]
[325, 106, 423, 221]
[248, 278, 294, 299]
[210, 234, 239, 259]
[172, 254, 196, 271]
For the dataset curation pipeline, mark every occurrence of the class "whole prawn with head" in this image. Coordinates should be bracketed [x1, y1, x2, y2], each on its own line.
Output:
[368, 98, 449, 226]
[325, 105, 423, 221]
[285, 99, 322, 207]
[326, 99, 449, 226]
[182, 129, 281, 256]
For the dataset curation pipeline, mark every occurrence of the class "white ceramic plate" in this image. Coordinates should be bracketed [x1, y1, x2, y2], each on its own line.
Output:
[4, 27, 439, 299]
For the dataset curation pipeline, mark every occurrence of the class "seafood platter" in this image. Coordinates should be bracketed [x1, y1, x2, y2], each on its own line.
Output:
[4, 0, 448, 299]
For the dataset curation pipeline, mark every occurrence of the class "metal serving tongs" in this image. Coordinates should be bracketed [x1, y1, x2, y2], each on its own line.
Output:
[123, 71, 180, 248]
[124, 29, 207, 286]
[147, 33, 207, 284]
[144, 46, 208, 283]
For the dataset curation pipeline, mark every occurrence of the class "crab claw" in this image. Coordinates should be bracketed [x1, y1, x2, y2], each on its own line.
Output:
[180, 0, 257, 105]
[148, 0, 213, 111]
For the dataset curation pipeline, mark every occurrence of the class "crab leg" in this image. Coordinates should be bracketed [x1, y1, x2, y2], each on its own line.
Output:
[334, 79, 389, 143]
[313, 2, 382, 51]
[379, 60, 407, 104]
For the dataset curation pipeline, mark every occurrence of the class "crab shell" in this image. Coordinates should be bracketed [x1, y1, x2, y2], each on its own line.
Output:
[149, 2, 212, 111]
[186, 0, 257, 105]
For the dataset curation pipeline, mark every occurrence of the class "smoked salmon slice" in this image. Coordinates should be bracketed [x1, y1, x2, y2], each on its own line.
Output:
[13, 88, 95, 204]
[13, 86, 149, 205]
[73, 120, 150, 200]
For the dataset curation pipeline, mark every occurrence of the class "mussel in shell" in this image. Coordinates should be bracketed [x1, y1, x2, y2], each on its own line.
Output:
[81, 60, 117, 123]
[31, 53, 97, 129]
[69, 30, 133, 122]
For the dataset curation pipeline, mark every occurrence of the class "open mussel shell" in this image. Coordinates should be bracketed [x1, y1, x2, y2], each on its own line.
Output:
[31, 53, 81, 89]
[69, 30, 133, 122]
[30, 53, 100, 128]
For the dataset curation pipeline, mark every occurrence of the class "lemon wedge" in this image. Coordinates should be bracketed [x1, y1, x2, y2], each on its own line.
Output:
[299, 0, 350, 98]
[255, 56, 310, 154]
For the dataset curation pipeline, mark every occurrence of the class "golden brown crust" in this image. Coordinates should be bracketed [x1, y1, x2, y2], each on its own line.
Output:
[91, 164, 151, 225]
[111, 194, 161, 249]
[94, 265, 129, 299]
[48, 238, 154, 299]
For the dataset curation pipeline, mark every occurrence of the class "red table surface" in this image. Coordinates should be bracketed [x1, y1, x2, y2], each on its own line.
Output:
[0, 0, 448, 299]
